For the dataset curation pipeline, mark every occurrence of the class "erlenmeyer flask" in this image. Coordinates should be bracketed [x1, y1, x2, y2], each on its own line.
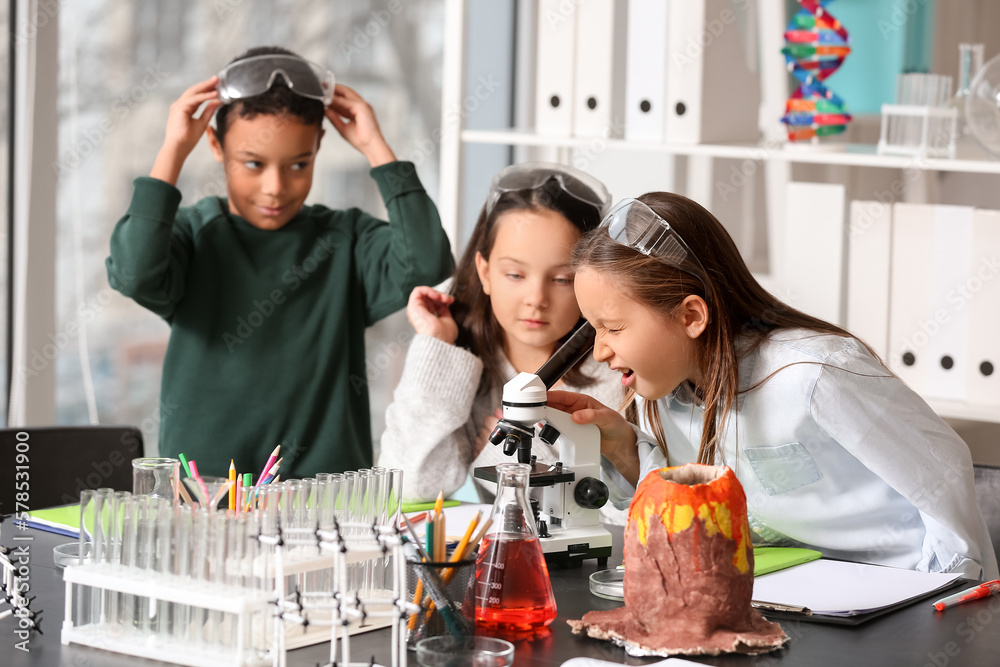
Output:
[474, 462, 557, 633]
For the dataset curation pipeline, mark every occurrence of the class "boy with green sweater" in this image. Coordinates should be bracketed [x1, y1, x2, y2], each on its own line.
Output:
[106, 47, 453, 478]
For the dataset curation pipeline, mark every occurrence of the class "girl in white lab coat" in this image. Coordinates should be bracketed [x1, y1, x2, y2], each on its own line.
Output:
[550, 191, 998, 580]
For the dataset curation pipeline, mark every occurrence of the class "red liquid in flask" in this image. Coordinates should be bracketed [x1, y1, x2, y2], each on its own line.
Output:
[475, 533, 558, 633]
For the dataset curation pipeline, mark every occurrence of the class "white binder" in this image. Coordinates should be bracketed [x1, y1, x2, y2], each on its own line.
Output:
[966, 209, 1000, 407]
[665, 0, 760, 144]
[624, 0, 670, 142]
[572, 0, 627, 138]
[888, 203, 935, 395]
[847, 201, 893, 359]
[783, 182, 845, 325]
[923, 205, 974, 401]
[535, 0, 576, 136]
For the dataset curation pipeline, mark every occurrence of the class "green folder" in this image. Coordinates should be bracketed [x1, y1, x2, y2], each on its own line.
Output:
[401, 499, 461, 514]
[753, 547, 823, 577]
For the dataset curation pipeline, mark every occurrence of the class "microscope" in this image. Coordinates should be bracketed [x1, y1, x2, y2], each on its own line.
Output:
[474, 320, 612, 567]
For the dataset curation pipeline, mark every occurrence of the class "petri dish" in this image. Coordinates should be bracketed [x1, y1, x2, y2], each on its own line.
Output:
[589, 568, 625, 601]
[53, 542, 92, 569]
[415, 636, 514, 667]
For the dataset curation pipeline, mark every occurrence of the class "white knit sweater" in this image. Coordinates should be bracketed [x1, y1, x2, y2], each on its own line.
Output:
[377, 334, 627, 524]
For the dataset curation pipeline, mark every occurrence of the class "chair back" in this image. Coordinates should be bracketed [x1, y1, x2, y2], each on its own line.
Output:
[974, 463, 1000, 572]
[0, 425, 143, 512]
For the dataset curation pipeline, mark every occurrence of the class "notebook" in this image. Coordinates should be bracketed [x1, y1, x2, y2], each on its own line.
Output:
[752, 558, 961, 621]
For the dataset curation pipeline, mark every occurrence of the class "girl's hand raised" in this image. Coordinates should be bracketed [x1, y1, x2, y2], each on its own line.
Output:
[407, 286, 459, 344]
[546, 390, 641, 487]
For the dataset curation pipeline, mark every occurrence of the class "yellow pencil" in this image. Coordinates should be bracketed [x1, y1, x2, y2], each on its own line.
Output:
[434, 490, 444, 515]
[434, 511, 445, 562]
[407, 578, 424, 632]
[461, 517, 494, 560]
[228, 460, 236, 511]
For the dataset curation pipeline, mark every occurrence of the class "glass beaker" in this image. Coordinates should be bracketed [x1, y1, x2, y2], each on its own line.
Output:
[132, 457, 181, 499]
[473, 463, 557, 633]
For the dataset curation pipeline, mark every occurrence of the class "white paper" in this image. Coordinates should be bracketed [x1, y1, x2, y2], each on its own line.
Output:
[751, 559, 960, 616]
[404, 503, 493, 540]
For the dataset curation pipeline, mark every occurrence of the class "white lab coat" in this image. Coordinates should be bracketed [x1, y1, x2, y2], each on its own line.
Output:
[603, 329, 998, 581]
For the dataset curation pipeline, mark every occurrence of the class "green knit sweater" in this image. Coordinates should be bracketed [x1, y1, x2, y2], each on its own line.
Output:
[106, 161, 453, 478]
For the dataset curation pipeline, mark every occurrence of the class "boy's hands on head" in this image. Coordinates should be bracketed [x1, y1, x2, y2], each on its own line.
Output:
[547, 390, 641, 487]
[407, 286, 459, 344]
[150, 76, 222, 186]
[325, 84, 397, 168]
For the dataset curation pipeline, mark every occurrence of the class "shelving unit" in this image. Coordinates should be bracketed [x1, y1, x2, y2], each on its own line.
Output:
[438, 0, 1000, 425]
[462, 129, 1000, 175]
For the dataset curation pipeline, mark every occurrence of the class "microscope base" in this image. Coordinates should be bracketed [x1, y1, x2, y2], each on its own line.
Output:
[539, 525, 613, 568]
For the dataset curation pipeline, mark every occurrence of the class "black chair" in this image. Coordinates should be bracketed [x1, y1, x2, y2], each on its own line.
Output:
[973, 463, 1000, 572]
[0, 425, 144, 513]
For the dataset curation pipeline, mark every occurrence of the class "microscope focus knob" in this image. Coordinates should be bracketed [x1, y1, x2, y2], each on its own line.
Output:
[574, 477, 609, 510]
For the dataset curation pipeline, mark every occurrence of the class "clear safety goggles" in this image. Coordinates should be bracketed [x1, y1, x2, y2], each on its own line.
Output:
[217, 54, 335, 105]
[601, 198, 711, 298]
[485, 162, 612, 217]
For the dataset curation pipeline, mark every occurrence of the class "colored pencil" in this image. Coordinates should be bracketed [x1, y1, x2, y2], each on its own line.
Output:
[187, 460, 210, 506]
[407, 578, 424, 631]
[252, 445, 280, 495]
[178, 453, 192, 478]
[460, 517, 494, 560]
[434, 511, 446, 561]
[228, 460, 236, 511]
[434, 491, 444, 515]
[451, 510, 480, 563]
[235, 474, 243, 514]
[242, 473, 252, 512]
[245, 459, 282, 511]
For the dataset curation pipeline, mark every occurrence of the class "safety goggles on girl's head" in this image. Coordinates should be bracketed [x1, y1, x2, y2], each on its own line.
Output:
[485, 162, 612, 217]
[217, 54, 336, 105]
[601, 198, 712, 298]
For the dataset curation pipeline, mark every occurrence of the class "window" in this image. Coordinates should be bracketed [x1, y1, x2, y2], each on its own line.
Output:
[56, 0, 445, 455]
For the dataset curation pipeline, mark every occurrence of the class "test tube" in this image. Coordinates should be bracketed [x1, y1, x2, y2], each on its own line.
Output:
[108, 491, 131, 634]
[76, 490, 95, 628]
[299, 478, 314, 529]
[117, 493, 136, 636]
[207, 509, 229, 648]
[172, 505, 192, 641]
[187, 506, 209, 646]
[282, 480, 303, 533]
[133, 495, 152, 635]
[388, 469, 404, 527]
[339, 472, 357, 525]
[370, 468, 390, 594]
[154, 497, 173, 637]
[92, 488, 114, 628]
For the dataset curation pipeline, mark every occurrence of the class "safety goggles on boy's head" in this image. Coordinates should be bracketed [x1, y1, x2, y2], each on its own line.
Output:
[217, 54, 336, 106]
[485, 162, 612, 217]
[600, 198, 712, 299]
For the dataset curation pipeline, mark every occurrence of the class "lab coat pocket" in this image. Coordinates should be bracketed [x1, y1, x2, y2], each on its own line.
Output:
[745, 442, 822, 496]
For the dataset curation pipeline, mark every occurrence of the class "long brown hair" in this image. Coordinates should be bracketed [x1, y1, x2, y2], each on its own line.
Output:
[450, 180, 605, 390]
[573, 191, 885, 465]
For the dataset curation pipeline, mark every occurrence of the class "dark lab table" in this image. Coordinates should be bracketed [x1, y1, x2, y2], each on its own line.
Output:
[5, 518, 999, 666]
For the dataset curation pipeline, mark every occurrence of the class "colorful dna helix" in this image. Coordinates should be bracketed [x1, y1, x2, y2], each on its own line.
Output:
[781, 0, 852, 142]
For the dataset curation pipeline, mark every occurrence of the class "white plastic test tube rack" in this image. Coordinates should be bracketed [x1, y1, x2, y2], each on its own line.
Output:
[266, 520, 417, 667]
[60, 469, 411, 667]
[877, 104, 958, 158]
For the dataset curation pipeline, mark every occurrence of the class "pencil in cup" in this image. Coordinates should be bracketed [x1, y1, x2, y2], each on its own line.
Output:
[405, 558, 476, 644]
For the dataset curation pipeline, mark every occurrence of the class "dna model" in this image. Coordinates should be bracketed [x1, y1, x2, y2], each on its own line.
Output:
[780, 0, 852, 142]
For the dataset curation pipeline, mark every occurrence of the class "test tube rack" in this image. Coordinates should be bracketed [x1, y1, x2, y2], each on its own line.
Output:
[61, 515, 416, 667]
[877, 104, 959, 159]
